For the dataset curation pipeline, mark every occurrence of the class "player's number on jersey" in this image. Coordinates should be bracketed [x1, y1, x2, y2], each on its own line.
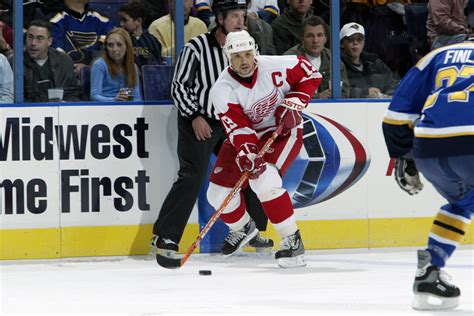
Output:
[221, 115, 238, 134]
[424, 65, 474, 109]
[300, 58, 316, 76]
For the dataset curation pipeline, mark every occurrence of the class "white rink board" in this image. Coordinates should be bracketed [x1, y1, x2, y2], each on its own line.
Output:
[0, 104, 190, 229]
[0, 106, 61, 229]
[301, 102, 444, 221]
[0, 101, 445, 231]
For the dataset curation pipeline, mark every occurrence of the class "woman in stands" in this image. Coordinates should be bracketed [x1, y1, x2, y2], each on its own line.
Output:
[90, 28, 141, 101]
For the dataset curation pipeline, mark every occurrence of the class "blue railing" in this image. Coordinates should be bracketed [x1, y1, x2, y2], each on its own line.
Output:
[330, 0, 341, 99]
[13, 1, 24, 103]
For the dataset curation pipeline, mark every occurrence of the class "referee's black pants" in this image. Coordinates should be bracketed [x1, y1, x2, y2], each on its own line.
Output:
[153, 114, 268, 244]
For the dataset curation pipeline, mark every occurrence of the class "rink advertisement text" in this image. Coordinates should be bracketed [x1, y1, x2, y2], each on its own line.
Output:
[0, 102, 447, 227]
[0, 116, 151, 215]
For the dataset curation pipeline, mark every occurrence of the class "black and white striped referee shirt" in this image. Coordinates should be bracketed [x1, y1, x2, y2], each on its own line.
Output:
[171, 29, 228, 121]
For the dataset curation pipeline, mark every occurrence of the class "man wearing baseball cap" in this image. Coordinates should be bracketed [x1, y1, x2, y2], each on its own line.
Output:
[340, 21, 365, 40]
[339, 22, 398, 99]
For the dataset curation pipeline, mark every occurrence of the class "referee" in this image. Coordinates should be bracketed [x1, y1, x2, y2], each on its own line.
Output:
[152, 0, 273, 257]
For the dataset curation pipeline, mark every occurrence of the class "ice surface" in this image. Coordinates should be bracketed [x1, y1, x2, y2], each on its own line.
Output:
[1, 247, 472, 316]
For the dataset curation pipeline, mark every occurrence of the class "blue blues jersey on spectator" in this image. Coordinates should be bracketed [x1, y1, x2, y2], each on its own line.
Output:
[50, 5, 114, 65]
[383, 39, 474, 158]
[130, 29, 163, 68]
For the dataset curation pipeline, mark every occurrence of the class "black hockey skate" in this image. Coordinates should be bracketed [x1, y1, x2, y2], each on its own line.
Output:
[248, 233, 274, 253]
[412, 250, 460, 310]
[275, 230, 306, 268]
[222, 219, 258, 257]
[151, 235, 179, 259]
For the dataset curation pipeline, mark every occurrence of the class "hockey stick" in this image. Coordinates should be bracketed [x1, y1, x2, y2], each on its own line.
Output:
[156, 124, 284, 269]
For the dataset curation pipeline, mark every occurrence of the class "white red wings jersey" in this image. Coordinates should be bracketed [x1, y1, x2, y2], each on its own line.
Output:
[210, 55, 321, 150]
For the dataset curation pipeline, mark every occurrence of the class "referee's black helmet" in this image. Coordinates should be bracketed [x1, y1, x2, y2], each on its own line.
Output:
[212, 0, 248, 15]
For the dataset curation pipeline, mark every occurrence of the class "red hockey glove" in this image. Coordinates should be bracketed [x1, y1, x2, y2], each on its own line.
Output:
[275, 106, 302, 136]
[236, 143, 266, 179]
[275, 92, 307, 136]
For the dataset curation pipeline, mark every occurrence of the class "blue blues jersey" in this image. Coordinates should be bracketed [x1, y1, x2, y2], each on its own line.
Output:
[130, 29, 162, 68]
[383, 39, 474, 158]
[50, 7, 114, 65]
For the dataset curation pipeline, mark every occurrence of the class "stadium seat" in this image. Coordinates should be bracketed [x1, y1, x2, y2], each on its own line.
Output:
[142, 65, 174, 101]
[80, 66, 91, 101]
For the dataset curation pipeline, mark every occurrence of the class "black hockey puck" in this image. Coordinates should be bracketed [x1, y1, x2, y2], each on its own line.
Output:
[199, 270, 212, 275]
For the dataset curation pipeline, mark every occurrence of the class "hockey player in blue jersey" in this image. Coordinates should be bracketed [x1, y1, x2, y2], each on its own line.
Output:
[382, 1, 474, 311]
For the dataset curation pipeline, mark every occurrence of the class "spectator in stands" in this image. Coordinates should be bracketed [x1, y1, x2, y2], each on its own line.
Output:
[24, 20, 81, 102]
[426, 0, 468, 49]
[279, 0, 332, 21]
[272, 0, 313, 55]
[340, 0, 371, 31]
[90, 28, 141, 102]
[50, 0, 114, 76]
[311, 0, 331, 23]
[247, 0, 280, 24]
[247, 0, 276, 55]
[0, 0, 64, 29]
[284, 15, 350, 99]
[357, 1, 413, 78]
[139, 0, 169, 29]
[194, 0, 213, 26]
[0, 1, 9, 24]
[195, 0, 279, 26]
[40, 0, 68, 19]
[0, 21, 13, 63]
[0, 52, 13, 103]
[119, 2, 163, 68]
[340, 22, 398, 99]
[0, 19, 12, 46]
[149, 0, 207, 58]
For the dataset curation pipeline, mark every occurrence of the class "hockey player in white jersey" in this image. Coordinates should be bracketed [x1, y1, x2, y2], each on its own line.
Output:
[382, 0, 474, 310]
[207, 30, 321, 268]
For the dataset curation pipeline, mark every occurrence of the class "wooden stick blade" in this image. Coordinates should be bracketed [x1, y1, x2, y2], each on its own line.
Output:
[156, 254, 182, 269]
